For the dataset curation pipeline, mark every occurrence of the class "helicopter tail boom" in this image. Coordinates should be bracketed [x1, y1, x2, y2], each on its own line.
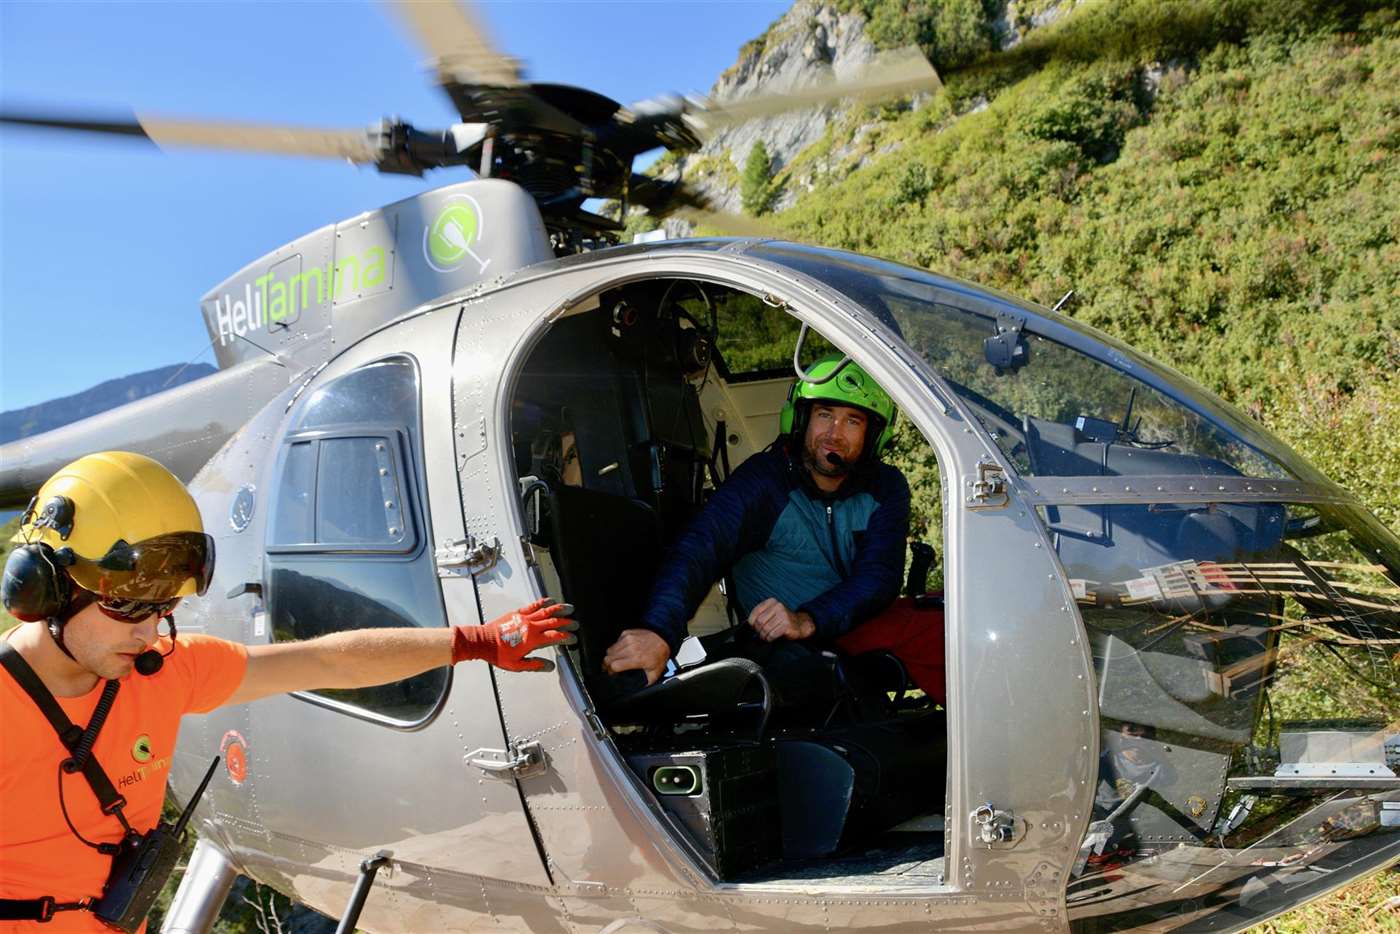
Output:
[0, 358, 291, 509]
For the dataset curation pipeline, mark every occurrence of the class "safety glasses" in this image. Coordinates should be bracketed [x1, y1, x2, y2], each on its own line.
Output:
[96, 596, 182, 623]
[61, 532, 215, 603]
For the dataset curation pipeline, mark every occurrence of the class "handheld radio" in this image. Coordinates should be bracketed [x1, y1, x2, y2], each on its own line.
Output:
[93, 756, 221, 932]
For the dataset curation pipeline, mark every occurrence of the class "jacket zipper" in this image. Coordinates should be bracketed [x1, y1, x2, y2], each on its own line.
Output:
[826, 503, 849, 579]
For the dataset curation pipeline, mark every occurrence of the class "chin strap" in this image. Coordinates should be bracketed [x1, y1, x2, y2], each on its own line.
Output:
[45, 617, 77, 663]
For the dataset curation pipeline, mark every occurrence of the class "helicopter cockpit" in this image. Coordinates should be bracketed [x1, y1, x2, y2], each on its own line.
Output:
[508, 273, 952, 885]
[503, 241, 1398, 925]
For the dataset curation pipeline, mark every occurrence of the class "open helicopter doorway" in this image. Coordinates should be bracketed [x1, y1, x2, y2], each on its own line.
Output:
[507, 276, 953, 889]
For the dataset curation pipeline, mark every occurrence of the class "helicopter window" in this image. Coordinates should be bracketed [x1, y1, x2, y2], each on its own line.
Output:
[317, 436, 409, 546]
[264, 355, 448, 726]
[1056, 497, 1400, 918]
[266, 432, 414, 553]
[749, 244, 1303, 481]
[705, 289, 835, 381]
[270, 440, 316, 545]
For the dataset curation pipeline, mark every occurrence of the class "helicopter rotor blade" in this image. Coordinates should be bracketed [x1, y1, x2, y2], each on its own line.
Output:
[0, 111, 153, 140]
[137, 116, 382, 162]
[672, 206, 783, 239]
[628, 173, 708, 214]
[384, 0, 523, 88]
[628, 174, 781, 238]
[689, 46, 941, 135]
[1, 108, 383, 162]
[382, 2, 588, 136]
[1, 108, 385, 165]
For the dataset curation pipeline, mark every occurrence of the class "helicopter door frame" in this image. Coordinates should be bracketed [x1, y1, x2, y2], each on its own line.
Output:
[451, 248, 1095, 927]
[722, 258, 1098, 919]
[228, 309, 556, 910]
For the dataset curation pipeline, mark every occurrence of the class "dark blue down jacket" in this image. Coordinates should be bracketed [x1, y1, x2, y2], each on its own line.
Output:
[639, 442, 911, 656]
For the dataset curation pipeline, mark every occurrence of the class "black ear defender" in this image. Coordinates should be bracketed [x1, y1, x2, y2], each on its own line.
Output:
[1, 542, 73, 622]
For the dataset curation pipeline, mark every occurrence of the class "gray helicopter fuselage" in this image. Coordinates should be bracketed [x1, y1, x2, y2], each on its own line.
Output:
[172, 239, 1097, 931]
[5, 181, 1396, 933]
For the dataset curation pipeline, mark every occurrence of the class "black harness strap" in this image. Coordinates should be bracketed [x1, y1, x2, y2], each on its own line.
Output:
[0, 641, 127, 817]
[0, 896, 92, 923]
[0, 641, 128, 922]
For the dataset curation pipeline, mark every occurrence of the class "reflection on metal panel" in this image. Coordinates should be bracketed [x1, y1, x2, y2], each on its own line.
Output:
[1060, 499, 1400, 929]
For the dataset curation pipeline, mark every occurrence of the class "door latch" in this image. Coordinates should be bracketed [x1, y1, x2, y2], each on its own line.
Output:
[965, 461, 1009, 510]
[972, 802, 1017, 847]
[464, 741, 547, 779]
[436, 534, 500, 576]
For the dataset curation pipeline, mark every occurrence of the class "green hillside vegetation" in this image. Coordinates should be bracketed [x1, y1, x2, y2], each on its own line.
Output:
[718, 0, 1400, 927]
[749, 0, 1400, 543]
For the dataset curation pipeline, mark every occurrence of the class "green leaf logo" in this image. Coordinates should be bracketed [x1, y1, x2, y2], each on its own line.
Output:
[131, 735, 153, 763]
[427, 203, 480, 268]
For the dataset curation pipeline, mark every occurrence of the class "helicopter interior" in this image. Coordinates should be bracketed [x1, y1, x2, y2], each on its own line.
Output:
[508, 277, 952, 886]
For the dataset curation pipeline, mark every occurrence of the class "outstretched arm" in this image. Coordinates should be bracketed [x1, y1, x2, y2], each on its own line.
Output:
[222, 599, 576, 707]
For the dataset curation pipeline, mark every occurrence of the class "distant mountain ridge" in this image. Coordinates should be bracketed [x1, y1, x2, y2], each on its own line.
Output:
[0, 363, 218, 444]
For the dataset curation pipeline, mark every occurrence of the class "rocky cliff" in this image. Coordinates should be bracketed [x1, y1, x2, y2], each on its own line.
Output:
[660, 0, 1074, 223]
[677, 1, 883, 215]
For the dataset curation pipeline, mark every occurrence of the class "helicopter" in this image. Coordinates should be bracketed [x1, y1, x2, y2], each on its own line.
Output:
[2, 2, 1398, 932]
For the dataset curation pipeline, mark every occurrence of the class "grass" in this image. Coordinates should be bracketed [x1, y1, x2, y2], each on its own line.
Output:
[1249, 867, 1399, 932]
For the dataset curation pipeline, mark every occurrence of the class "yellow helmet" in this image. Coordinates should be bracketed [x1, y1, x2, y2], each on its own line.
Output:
[13, 451, 213, 602]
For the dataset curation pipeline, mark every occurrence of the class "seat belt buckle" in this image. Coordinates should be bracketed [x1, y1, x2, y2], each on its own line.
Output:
[36, 896, 56, 922]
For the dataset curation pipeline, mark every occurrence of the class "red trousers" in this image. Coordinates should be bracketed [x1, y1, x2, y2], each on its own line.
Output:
[836, 596, 946, 705]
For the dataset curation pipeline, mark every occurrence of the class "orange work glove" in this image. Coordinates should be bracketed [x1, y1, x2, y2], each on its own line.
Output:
[451, 598, 578, 672]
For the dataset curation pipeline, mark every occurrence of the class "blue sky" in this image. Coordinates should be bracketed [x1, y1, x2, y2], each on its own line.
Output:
[0, 0, 789, 411]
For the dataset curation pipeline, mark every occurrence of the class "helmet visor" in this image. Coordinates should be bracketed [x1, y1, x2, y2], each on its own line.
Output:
[66, 532, 215, 601]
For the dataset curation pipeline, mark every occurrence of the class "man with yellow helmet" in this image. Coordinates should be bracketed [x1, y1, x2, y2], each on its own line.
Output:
[0, 452, 574, 930]
[603, 353, 911, 687]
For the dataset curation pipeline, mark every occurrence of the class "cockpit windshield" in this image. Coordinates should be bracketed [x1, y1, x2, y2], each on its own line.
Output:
[751, 243, 1400, 926]
[750, 243, 1319, 484]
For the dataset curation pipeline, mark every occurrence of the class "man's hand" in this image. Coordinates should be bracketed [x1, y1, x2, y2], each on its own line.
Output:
[748, 598, 816, 643]
[602, 629, 671, 686]
[453, 599, 579, 672]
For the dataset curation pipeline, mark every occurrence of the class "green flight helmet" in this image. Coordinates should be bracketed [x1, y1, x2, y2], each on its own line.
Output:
[780, 354, 898, 457]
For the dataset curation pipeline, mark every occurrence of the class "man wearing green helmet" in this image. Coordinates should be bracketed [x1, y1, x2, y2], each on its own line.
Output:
[603, 353, 911, 687]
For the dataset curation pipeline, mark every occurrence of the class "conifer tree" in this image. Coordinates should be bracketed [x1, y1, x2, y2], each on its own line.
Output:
[740, 140, 775, 216]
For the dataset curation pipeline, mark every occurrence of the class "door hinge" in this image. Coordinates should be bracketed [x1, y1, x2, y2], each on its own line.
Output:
[964, 461, 1010, 510]
[972, 802, 1018, 847]
[436, 534, 500, 577]
[464, 740, 548, 779]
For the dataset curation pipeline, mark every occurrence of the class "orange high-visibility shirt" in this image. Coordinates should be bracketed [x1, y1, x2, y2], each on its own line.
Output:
[1, 633, 248, 932]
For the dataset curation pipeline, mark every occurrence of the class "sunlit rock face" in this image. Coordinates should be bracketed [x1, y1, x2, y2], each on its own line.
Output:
[650, 0, 1076, 238]
[665, 1, 880, 217]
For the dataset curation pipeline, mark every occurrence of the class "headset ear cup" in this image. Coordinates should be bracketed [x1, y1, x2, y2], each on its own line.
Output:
[878, 409, 896, 454]
[779, 382, 796, 437]
[2, 544, 72, 622]
[787, 400, 810, 446]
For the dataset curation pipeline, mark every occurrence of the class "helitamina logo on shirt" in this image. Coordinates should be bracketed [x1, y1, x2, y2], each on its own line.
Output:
[119, 734, 170, 789]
